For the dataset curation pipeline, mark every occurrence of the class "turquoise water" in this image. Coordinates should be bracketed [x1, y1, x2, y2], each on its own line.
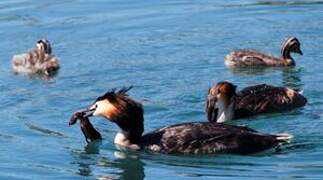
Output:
[1, 0, 323, 179]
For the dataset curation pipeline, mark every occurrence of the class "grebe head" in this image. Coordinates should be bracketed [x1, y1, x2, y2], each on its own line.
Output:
[36, 39, 52, 54]
[280, 37, 303, 59]
[206, 81, 237, 122]
[77, 86, 144, 144]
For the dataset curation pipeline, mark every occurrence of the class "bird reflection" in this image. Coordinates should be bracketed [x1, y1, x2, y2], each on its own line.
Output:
[111, 150, 145, 180]
[71, 142, 145, 180]
[228, 66, 286, 76]
[281, 67, 303, 89]
[228, 66, 303, 89]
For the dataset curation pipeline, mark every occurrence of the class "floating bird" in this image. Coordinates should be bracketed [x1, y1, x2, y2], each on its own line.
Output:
[206, 81, 307, 123]
[12, 39, 60, 76]
[70, 87, 292, 155]
[224, 37, 303, 67]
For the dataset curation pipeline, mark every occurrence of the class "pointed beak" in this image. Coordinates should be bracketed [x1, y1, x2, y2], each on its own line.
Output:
[83, 104, 97, 118]
[299, 50, 303, 55]
[206, 94, 218, 122]
[296, 48, 303, 55]
[69, 104, 97, 126]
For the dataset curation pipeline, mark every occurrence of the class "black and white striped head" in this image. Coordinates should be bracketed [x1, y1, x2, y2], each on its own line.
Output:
[36, 39, 52, 54]
[280, 37, 303, 58]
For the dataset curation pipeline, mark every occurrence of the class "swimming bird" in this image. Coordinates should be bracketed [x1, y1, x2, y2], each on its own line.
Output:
[224, 37, 303, 67]
[206, 81, 307, 123]
[69, 87, 292, 155]
[11, 39, 60, 76]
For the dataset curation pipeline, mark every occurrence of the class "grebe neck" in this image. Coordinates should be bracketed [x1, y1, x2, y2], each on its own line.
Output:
[216, 97, 235, 123]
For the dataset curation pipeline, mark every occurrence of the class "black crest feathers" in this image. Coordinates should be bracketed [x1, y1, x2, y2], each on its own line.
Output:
[95, 86, 133, 102]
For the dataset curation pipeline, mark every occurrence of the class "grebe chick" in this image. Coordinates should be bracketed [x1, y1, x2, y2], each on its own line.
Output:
[11, 39, 60, 76]
[70, 87, 292, 155]
[206, 81, 307, 123]
[225, 37, 303, 67]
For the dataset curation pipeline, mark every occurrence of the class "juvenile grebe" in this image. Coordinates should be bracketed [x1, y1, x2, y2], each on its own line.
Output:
[70, 87, 292, 155]
[12, 39, 60, 76]
[206, 81, 307, 123]
[224, 37, 303, 67]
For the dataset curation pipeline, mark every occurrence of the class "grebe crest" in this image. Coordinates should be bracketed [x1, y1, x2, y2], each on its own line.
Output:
[87, 86, 144, 147]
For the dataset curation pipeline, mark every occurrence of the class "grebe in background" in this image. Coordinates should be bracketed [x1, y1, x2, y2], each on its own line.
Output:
[224, 37, 303, 67]
[12, 39, 60, 77]
[70, 87, 292, 155]
[206, 81, 307, 123]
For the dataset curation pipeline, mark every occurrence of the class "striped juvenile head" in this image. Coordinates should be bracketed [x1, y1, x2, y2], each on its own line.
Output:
[280, 37, 303, 58]
[36, 39, 52, 54]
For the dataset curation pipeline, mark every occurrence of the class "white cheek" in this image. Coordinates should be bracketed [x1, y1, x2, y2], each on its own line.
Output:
[93, 110, 99, 116]
[93, 106, 102, 116]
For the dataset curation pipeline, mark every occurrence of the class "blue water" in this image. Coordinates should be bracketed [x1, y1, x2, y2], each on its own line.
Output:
[1, 0, 323, 179]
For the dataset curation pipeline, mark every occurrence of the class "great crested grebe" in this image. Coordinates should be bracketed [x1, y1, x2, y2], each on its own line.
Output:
[206, 81, 307, 123]
[12, 39, 60, 76]
[224, 37, 303, 67]
[69, 87, 292, 155]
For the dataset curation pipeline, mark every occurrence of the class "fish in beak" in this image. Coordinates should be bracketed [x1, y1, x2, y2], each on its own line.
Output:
[69, 104, 97, 126]
[69, 106, 102, 143]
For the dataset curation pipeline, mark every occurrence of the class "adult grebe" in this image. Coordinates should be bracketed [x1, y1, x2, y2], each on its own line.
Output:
[12, 39, 60, 76]
[206, 81, 307, 123]
[224, 37, 303, 67]
[69, 87, 292, 155]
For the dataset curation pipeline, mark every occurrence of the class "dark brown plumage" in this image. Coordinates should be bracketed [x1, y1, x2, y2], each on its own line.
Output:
[70, 87, 292, 155]
[206, 81, 307, 122]
[224, 37, 303, 67]
[140, 122, 289, 154]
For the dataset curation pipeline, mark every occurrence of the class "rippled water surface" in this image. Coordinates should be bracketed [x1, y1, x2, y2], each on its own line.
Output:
[1, 0, 323, 179]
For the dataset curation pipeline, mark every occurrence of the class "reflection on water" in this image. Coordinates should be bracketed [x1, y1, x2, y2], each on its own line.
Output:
[229, 66, 303, 89]
[71, 143, 145, 180]
[228, 66, 285, 76]
[109, 151, 145, 180]
[281, 67, 303, 89]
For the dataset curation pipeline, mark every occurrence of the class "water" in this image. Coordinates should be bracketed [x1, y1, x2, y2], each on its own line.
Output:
[0, 0, 323, 179]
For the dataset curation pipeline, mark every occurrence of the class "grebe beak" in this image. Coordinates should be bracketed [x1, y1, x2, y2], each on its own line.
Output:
[83, 104, 97, 117]
[206, 94, 218, 122]
[69, 104, 97, 126]
[299, 50, 303, 55]
[296, 48, 303, 55]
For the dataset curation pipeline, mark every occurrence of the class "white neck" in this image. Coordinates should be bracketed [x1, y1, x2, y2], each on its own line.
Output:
[216, 97, 235, 123]
[114, 132, 140, 150]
